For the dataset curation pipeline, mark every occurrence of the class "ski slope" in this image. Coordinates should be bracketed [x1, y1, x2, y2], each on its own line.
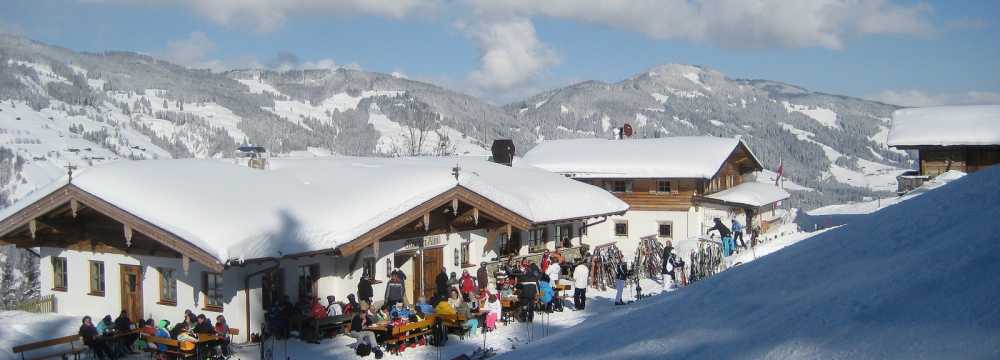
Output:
[497, 166, 1000, 359]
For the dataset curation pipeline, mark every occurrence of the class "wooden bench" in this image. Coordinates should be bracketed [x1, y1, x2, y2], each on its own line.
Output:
[12, 335, 87, 360]
[436, 313, 483, 339]
[141, 334, 196, 359]
[382, 317, 435, 354]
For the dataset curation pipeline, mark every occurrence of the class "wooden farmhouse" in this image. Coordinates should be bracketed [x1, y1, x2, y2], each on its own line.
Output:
[519, 136, 789, 257]
[888, 105, 1000, 192]
[0, 157, 627, 342]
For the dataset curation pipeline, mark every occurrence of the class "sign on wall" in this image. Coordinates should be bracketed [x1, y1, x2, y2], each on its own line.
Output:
[400, 235, 445, 251]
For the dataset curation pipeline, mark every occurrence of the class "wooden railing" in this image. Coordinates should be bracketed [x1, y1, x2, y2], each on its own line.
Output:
[0, 294, 57, 313]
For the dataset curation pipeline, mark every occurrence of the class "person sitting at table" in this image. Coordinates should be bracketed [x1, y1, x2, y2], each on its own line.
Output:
[154, 320, 171, 351]
[193, 314, 213, 334]
[343, 294, 359, 315]
[113, 310, 138, 354]
[456, 299, 480, 337]
[137, 319, 156, 351]
[214, 315, 232, 357]
[415, 296, 434, 315]
[435, 295, 457, 316]
[304, 297, 326, 344]
[390, 302, 412, 319]
[348, 302, 384, 359]
[175, 323, 198, 350]
[375, 304, 391, 322]
[447, 288, 463, 310]
[183, 310, 197, 329]
[485, 294, 501, 331]
[538, 275, 555, 313]
[326, 295, 343, 317]
[95, 315, 114, 335]
[79, 316, 114, 360]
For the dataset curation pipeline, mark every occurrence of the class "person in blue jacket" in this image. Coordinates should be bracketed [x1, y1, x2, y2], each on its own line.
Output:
[538, 275, 555, 312]
[731, 218, 746, 249]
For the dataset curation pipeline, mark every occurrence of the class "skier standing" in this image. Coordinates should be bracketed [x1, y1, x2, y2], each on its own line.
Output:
[707, 218, 733, 256]
[358, 274, 374, 305]
[572, 259, 589, 310]
[731, 218, 746, 249]
[661, 244, 676, 291]
[614, 258, 628, 305]
[516, 267, 539, 322]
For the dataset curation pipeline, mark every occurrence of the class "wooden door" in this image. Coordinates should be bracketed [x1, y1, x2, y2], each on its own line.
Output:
[120, 265, 143, 323]
[421, 247, 443, 300]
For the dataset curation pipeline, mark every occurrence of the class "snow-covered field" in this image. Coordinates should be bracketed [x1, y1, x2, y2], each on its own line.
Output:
[494, 165, 1000, 359]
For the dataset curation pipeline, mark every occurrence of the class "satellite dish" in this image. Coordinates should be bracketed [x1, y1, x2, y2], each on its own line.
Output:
[623, 123, 633, 137]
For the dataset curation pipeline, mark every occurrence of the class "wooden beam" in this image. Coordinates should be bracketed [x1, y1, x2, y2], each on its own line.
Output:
[71, 199, 79, 218]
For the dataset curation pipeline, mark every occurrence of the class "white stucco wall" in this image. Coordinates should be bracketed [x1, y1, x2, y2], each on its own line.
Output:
[39, 247, 250, 339]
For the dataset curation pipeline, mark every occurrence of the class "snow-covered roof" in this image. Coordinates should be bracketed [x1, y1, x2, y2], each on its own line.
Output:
[0, 157, 627, 263]
[518, 137, 760, 179]
[703, 182, 790, 208]
[887, 105, 1000, 147]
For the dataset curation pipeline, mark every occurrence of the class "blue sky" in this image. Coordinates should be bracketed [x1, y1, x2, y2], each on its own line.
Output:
[2, 0, 998, 105]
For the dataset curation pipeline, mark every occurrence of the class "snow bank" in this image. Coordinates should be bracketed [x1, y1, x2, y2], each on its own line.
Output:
[498, 165, 1000, 359]
[705, 181, 790, 207]
[888, 105, 1000, 147]
[0, 311, 81, 359]
[519, 137, 753, 179]
[0, 157, 626, 262]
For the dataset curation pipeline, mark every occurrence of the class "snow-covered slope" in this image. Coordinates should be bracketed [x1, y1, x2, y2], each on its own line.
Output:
[498, 165, 1000, 359]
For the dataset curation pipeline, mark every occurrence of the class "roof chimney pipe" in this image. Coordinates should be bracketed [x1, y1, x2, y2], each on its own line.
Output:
[490, 139, 515, 166]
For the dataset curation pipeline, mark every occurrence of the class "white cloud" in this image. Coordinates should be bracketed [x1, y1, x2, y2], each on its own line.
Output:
[93, 0, 437, 32]
[466, 0, 934, 49]
[466, 18, 559, 90]
[868, 89, 1000, 107]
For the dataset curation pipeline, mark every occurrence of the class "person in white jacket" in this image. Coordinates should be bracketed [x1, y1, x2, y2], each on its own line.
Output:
[546, 260, 562, 285]
[572, 260, 590, 310]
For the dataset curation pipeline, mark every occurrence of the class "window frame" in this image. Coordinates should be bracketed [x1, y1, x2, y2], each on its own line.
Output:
[460, 241, 472, 267]
[51, 257, 67, 291]
[612, 180, 632, 193]
[657, 180, 672, 193]
[658, 222, 673, 238]
[298, 264, 320, 300]
[614, 221, 628, 237]
[88, 261, 105, 296]
[203, 272, 224, 311]
[362, 258, 376, 280]
[158, 267, 177, 306]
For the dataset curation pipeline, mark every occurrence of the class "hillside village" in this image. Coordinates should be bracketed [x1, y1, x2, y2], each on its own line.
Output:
[0, 94, 997, 359]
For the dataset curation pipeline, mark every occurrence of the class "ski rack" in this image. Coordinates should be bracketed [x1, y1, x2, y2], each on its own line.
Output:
[589, 243, 623, 291]
[688, 237, 724, 283]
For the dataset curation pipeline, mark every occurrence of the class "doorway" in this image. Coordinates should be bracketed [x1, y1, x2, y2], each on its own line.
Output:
[417, 247, 443, 300]
[120, 265, 143, 323]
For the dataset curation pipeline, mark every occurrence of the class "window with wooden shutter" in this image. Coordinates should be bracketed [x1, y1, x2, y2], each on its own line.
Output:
[158, 268, 177, 305]
[89, 261, 105, 296]
[203, 272, 224, 311]
[52, 257, 67, 291]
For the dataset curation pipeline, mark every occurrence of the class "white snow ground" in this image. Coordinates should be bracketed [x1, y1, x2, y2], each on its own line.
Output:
[495, 165, 1000, 359]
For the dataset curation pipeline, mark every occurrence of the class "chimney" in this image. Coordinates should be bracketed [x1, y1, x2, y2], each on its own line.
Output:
[490, 139, 515, 166]
[236, 144, 269, 169]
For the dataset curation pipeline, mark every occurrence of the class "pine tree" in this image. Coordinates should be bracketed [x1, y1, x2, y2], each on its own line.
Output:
[18, 251, 39, 301]
[0, 251, 16, 307]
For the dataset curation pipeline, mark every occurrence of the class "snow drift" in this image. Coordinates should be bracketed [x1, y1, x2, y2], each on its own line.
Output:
[500, 165, 1000, 359]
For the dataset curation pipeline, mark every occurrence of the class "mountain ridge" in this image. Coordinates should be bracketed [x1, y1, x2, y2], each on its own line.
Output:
[0, 34, 910, 210]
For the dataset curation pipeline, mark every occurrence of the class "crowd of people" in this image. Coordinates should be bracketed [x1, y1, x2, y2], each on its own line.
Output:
[77, 310, 233, 360]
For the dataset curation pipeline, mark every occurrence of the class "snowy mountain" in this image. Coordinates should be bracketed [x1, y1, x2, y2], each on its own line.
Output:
[494, 165, 1000, 360]
[508, 64, 911, 208]
[0, 35, 910, 211]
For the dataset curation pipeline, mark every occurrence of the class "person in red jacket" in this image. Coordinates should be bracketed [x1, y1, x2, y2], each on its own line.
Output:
[305, 297, 326, 343]
[460, 270, 476, 296]
[540, 250, 551, 273]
